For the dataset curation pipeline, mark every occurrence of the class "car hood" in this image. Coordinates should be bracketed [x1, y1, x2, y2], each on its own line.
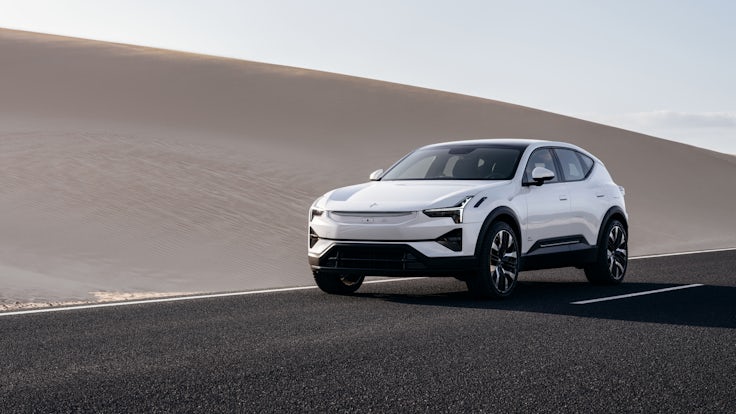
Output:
[320, 180, 507, 211]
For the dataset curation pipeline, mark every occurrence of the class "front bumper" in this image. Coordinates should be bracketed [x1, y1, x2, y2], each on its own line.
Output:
[308, 210, 483, 258]
[309, 242, 477, 277]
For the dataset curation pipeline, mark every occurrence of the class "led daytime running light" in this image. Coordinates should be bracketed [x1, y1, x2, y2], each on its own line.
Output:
[422, 196, 473, 224]
[310, 208, 324, 221]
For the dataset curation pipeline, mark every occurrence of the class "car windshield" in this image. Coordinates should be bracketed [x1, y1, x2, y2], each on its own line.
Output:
[381, 145, 523, 181]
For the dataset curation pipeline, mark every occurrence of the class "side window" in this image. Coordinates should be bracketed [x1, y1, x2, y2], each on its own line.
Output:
[524, 149, 559, 183]
[577, 152, 594, 176]
[555, 148, 586, 181]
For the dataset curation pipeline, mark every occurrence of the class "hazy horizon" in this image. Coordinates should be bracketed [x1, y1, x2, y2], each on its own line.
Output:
[0, 0, 734, 154]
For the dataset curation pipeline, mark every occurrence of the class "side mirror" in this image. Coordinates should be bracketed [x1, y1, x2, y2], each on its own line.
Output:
[528, 167, 555, 186]
[369, 169, 384, 181]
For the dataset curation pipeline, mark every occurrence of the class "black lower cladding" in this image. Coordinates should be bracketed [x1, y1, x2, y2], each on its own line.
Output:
[520, 236, 598, 271]
[310, 243, 477, 277]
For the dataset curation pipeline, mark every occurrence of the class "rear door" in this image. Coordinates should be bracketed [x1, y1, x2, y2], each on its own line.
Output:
[554, 148, 600, 246]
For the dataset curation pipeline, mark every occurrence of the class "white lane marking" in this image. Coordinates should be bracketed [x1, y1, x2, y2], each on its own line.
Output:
[0, 277, 425, 317]
[0, 286, 316, 317]
[631, 247, 736, 260]
[571, 284, 704, 305]
[364, 277, 426, 285]
[2, 247, 734, 317]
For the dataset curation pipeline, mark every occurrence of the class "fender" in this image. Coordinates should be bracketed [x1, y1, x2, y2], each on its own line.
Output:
[474, 206, 522, 257]
[596, 206, 628, 247]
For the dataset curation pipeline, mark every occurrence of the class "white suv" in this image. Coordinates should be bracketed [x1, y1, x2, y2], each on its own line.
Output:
[308, 139, 628, 298]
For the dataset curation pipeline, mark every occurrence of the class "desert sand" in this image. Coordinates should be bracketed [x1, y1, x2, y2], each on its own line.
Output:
[1, 29, 734, 308]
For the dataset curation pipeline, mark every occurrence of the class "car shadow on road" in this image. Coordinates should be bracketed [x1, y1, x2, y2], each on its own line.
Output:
[355, 281, 736, 329]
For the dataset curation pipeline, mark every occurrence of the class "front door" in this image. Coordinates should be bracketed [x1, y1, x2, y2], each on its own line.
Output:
[522, 148, 572, 251]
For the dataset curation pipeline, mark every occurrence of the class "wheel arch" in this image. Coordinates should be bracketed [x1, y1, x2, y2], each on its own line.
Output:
[474, 206, 523, 257]
[596, 206, 628, 247]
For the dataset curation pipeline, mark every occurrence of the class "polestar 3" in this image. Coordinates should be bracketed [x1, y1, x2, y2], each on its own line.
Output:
[308, 139, 628, 298]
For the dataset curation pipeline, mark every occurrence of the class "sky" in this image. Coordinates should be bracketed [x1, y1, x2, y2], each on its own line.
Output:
[1, 0, 734, 154]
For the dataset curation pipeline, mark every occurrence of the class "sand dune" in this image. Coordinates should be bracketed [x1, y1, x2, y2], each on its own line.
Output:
[1, 29, 734, 307]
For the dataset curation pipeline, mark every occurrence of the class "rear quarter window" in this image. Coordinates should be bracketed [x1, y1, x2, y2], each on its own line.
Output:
[555, 148, 586, 181]
[577, 152, 595, 177]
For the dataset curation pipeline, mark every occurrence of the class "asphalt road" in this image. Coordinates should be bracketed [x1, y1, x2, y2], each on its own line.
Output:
[1, 250, 735, 412]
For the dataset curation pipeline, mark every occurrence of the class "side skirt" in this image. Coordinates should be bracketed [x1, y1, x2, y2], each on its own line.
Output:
[520, 236, 598, 271]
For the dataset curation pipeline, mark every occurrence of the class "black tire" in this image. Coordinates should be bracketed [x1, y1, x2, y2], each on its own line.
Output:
[466, 221, 520, 299]
[585, 219, 628, 284]
[314, 273, 365, 294]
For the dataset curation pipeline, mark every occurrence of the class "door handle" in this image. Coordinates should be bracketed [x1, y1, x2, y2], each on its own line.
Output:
[559, 195, 568, 201]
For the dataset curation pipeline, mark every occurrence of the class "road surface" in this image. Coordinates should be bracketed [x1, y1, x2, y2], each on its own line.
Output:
[1, 250, 734, 412]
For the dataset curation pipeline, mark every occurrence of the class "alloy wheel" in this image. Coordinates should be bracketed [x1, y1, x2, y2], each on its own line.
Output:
[607, 224, 628, 280]
[489, 229, 518, 294]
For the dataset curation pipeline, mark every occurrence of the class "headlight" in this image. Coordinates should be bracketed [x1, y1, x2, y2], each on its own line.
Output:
[309, 197, 325, 221]
[309, 207, 324, 221]
[423, 196, 474, 224]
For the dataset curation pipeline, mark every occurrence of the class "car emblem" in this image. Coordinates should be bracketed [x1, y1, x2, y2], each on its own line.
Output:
[362, 217, 375, 223]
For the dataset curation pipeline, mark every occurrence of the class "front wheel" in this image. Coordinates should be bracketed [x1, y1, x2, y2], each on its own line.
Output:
[466, 221, 520, 299]
[585, 220, 628, 284]
[314, 273, 365, 294]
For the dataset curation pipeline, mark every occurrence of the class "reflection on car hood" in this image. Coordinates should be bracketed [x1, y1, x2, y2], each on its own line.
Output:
[322, 180, 507, 211]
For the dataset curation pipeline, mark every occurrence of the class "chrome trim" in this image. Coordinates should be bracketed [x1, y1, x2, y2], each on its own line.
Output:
[539, 240, 579, 248]
[331, 211, 414, 217]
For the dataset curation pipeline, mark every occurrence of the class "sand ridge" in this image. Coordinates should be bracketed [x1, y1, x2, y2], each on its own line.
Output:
[1, 28, 734, 307]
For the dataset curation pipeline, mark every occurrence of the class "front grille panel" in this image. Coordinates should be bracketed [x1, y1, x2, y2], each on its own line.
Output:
[321, 245, 427, 271]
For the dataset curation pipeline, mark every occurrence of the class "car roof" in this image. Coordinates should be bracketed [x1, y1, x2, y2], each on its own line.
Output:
[420, 138, 596, 159]
[424, 138, 548, 148]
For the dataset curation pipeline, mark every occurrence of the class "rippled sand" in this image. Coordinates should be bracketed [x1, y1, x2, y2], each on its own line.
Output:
[1, 29, 734, 308]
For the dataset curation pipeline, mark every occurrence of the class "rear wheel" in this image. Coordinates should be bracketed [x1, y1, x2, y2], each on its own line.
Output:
[585, 219, 628, 284]
[467, 221, 520, 299]
[314, 273, 365, 294]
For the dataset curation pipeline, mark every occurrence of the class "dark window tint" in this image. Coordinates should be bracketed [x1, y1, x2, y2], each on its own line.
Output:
[382, 146, 522, 180]
[578, 152, 595, 176]
[524, 148, 559, 183]
[555, 148, 586, 181]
